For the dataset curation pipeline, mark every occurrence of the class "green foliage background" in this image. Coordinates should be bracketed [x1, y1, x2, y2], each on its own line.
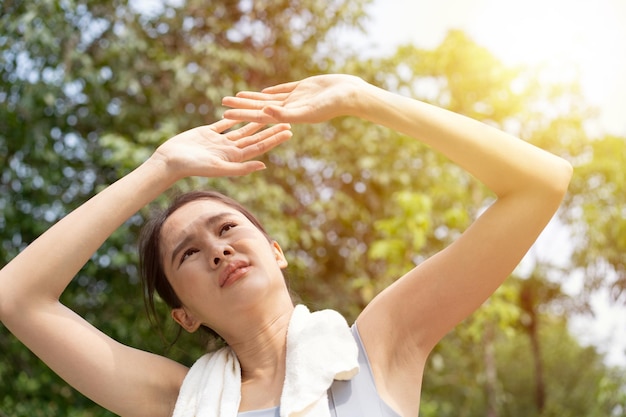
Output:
[1, 1, 625, 416]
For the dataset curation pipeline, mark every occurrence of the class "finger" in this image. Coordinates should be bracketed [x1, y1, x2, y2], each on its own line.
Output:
[233, 91, 290, 101]
[222, 108, 279, 123]
[235, 123, 291, 148]
[224, 122, 265, 141]
[262, 105, 312, 123]
[239, 130, 292, 160]
[209, 118, 241, 133]
[208, 159, 267, 177]
[222, 96, 263, 109]
[222, 160, 267, 176]
[261, 81, 298, 94]
[222, 95, 284, 110]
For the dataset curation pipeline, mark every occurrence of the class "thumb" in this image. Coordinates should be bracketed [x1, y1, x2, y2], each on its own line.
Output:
[228, 161, 267, 176]
[262, 105, 305, 123]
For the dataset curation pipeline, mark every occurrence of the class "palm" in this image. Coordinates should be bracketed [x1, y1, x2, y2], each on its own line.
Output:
[152, 119, 291, 179]
[222, 74, 365, 124]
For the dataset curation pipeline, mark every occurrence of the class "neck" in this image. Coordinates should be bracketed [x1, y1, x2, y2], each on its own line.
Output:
[221, 300, 294, 381]
[224, 302, 294, 411]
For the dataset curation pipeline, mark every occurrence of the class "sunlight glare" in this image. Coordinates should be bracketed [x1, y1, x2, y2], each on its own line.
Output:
[469, 0, 625, 107]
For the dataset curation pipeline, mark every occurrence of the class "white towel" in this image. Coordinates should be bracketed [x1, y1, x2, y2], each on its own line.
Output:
[171, 305, 359, 417]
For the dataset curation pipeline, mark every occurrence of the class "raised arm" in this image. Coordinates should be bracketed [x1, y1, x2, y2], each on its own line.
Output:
[223, 75, 572, 415]
[0, 120, 291, 417]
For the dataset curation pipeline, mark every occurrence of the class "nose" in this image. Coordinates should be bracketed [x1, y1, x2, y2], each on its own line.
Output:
[211, 246, 233, 268]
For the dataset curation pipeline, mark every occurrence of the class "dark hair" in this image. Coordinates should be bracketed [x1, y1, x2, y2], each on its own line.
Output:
[138, 190, 273, 345]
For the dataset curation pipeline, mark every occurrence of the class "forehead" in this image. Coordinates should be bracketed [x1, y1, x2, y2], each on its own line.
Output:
[160, 199, 250, 249]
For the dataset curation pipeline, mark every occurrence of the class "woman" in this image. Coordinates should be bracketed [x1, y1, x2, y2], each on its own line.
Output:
[0, 74, 572, 416]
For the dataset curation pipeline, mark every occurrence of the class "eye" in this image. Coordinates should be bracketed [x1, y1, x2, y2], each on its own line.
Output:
[180, 248, 199, 265]
[219, 222, 237, 235]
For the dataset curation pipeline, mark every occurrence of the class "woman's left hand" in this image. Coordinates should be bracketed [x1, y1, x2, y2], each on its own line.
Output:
[221, 74, 367, 124]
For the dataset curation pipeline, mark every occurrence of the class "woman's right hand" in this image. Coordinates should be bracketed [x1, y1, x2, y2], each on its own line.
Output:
[0, 118, 290, 417]
[151, 119, 292, 180]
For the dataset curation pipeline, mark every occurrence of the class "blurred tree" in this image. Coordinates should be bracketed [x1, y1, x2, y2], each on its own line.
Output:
[0, 0, 368, 415]
[335, 31, 625, 416]
[564, 134, 626, 301]
[419, 276, 626, 417]
[1, 1, 624, 416]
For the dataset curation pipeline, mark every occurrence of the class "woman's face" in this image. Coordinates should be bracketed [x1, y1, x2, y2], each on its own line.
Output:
[159, 199, 288, 335]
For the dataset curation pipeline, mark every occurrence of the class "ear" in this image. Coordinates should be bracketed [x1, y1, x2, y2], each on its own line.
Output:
[171, 307, 202, 333]
[272, 241, 288, 269]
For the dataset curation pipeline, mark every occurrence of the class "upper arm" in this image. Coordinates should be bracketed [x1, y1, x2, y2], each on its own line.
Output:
[2, 300, 187, 417]
[358, 188, 565, 364]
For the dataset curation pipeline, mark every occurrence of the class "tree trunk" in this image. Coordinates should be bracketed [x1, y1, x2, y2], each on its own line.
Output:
[484, 321, 499, 417]
[521, 282, 546, 413]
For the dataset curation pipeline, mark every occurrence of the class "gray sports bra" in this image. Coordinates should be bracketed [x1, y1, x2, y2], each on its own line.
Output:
[238, 324, 401, 417]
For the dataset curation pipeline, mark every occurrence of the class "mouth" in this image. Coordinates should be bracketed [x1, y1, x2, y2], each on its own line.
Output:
[219, 260, 251, 288]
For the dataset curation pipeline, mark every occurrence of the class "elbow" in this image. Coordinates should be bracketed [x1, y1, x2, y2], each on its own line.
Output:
[509, 155, 573, 210]
[532, 156, 573, 211]
[0, 274, 22, 325]
[0, 281, 12, 324]
[0, 285, 33, 328]
[0, 287, 8, 324]
[0, 276, 5, 323]
[549, 157, 574, 199]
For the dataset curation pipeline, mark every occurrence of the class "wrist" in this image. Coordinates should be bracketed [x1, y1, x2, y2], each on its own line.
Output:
[141, 154, 180, 189]
[346, 78, 386, 121]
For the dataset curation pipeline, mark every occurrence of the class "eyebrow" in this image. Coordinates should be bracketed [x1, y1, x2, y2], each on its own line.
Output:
[169, 212, 234, 268]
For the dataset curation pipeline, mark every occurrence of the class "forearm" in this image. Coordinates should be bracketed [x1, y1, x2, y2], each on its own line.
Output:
[353, 82, 573, 199]
[0, 157, 174, 311]
[0, 119, 291, 318]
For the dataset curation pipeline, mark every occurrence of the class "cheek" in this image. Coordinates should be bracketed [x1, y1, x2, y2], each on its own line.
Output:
[167, 264, 220, 301]
[169, 270, 196, 290]
[165, 268, 196, 300]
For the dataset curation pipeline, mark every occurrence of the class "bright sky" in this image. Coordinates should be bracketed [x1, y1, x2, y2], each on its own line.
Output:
[348, 0, 626, 137]
[347, 0, 626, 367]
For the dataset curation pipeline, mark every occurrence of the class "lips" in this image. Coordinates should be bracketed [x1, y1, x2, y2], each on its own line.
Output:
[218, 260, 251, 288]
